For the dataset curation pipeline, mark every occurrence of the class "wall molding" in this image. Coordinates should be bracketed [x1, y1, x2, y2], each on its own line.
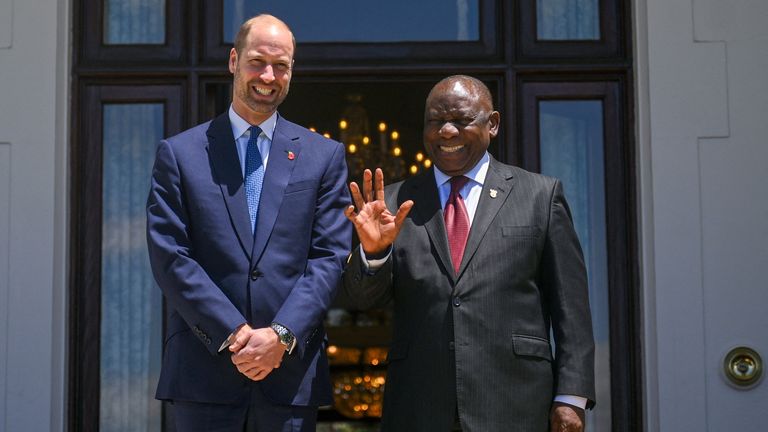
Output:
[0, 0, 12, 49]
[0, 142, 11, 431]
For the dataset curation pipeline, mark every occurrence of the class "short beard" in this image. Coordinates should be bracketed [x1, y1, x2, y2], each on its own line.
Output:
[233, 64, 290, 115]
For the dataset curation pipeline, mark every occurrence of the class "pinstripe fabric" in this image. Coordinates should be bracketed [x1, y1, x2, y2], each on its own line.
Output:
[342, 157, 595, 432]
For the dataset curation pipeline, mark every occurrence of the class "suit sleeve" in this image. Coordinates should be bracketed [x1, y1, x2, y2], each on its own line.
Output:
[146, 140, 246, 355]
[542, 180, 596, 408]
[271, 142, 353, 358]
[338, 247, 395, 311]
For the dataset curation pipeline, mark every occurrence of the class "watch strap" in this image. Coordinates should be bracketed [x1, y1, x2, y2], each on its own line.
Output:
[270, 322, 296, 354]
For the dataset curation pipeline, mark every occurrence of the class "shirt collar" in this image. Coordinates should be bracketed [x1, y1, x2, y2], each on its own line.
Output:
[228, 105, 278, 141]
[433, 152, 490, 187]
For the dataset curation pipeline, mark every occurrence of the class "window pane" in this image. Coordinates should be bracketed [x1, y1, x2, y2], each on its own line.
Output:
[539, 100, 610, 431]
[537, 0, 600, 40]
[104, 0, 165, 44]
[100, 103, 163, 432]
[223, 0, 479, 43]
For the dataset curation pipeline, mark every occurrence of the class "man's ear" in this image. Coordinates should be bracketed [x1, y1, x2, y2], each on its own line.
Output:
[228, 48, 238, 74]
[488, 111, 501, 138]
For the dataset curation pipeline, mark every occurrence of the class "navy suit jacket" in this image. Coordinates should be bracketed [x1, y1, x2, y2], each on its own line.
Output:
[146, 112, 351, 406]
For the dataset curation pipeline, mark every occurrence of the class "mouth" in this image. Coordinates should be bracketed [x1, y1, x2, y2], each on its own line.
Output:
[252, 85, 275, 96]
[439, 144, 465, 153]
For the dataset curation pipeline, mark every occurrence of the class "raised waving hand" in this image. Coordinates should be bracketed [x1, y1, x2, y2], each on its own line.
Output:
[344, 168, 413, 255]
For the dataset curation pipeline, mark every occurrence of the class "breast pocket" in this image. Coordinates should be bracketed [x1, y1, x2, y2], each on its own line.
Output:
[501, 226, 541, 238]
[284, 179, 316, 195]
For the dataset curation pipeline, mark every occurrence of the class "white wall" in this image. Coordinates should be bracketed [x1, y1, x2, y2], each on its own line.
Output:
[635, 0, 768, 430]
[0, 0, 70, 430]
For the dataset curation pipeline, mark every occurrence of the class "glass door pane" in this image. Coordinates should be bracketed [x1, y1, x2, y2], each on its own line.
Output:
[536, 0, 600, 40]
[223, 0, 479, 42]
[539, 100, 610, 432]
[100, 103, 164, 432]
[104, 0, 166, 44]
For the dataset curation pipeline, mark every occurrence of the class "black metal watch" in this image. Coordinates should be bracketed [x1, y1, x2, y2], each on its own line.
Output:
[270, 322, 296, 354]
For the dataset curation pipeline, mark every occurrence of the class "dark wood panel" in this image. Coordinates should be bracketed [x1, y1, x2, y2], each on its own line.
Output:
[69, 83, 184, 432]
[519, 78, 642, 431]
[517, 0, 626, 59]
[201, 0, 500, 64]
[77, 0, 186, 65]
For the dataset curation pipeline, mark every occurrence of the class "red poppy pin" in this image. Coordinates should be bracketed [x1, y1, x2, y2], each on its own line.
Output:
[287, 151, 295, 160]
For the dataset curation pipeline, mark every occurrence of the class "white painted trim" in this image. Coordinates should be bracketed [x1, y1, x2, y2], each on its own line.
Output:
[631, 0, 659, 430]
[0, 0, 12, 49]
[0, 142, 10, 432]
[51, 0, 71, 430]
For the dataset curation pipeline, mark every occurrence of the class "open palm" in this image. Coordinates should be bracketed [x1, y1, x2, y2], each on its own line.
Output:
[345, 168, 413, 255]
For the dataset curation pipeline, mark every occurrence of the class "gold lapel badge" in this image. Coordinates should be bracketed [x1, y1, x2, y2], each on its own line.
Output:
[489, 189, 498, 198]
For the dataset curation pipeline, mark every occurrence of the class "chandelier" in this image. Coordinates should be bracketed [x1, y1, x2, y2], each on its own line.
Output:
[310, 93, 433, 184]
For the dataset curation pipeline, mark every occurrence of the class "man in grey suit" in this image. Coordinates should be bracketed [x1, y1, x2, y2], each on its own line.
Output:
[341, 75, 595, 432]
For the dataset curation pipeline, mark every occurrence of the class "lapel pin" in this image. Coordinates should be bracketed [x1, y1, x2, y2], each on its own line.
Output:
[287, 151, 295, 160]
[489, 189, 498, 198]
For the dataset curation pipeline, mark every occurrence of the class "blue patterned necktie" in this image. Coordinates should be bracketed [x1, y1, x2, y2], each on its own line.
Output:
[245, 125, 264, 233]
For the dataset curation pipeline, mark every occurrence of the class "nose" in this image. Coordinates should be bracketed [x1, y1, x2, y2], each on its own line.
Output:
[438, 122, 459, 138]
[259, 64, 275, 83]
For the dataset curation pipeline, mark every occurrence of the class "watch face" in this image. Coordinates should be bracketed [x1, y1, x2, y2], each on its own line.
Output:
[271, 323, 295, 352]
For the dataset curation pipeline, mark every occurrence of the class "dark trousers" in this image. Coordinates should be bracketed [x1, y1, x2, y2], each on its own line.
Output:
[171, 386, 317, 432]
[453, 406, 463, 431]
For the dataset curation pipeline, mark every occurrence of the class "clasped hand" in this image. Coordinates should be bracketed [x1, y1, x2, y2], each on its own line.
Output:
[344, 168, 414, 255]
[228, 324, 285, 381]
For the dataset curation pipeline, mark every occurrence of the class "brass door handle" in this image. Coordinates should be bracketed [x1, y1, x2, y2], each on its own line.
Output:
[723, 347, 762, 387]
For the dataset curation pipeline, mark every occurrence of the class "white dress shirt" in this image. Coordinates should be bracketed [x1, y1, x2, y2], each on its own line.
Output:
[228, 105, 278, 177]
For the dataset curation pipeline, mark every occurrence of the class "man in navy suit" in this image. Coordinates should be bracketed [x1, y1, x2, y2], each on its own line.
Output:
[146, 14, 351, 431]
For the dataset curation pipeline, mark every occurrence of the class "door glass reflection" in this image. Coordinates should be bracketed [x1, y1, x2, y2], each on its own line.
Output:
[100, 103, 164, 432]
[104, 0, 165, 44]
[539, 100, 610, 432]
[537, 0, 600, 40]
[223, 0, 479, 43]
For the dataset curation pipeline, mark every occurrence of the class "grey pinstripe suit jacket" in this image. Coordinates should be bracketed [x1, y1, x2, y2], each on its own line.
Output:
[341, 157, 595, 432]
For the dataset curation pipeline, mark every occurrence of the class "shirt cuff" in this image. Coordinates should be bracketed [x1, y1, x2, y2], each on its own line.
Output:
[554, 395, 588, 410]
[218, 322, 247, 353]
[359, 244, 391, 272]
[218, 332, 235, 353]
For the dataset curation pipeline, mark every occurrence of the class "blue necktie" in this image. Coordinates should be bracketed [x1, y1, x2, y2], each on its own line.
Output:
[245, 125, 264, 233]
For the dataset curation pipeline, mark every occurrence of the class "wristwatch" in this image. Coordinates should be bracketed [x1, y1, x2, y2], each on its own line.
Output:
[270, 322, 296, 354]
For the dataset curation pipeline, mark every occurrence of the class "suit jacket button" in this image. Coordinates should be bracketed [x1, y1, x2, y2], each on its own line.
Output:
[452, 297, 461, 307]
[250, 269, 261, 280]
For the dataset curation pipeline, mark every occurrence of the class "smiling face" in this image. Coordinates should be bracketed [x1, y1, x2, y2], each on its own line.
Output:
[229, 16, 294, 125]
[423, 77, 500, 177]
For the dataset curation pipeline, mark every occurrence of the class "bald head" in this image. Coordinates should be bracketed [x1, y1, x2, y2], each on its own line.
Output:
[425, 75, 494, 116]
[234, 14, 296, 56]
[422, 75, 500, 177]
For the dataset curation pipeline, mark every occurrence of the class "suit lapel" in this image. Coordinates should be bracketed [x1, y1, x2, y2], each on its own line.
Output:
[252, 116, 300, 262]
[206, 113, 254, 259]
[457, 157, 516, 279]
[410, 169, 455, 282]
